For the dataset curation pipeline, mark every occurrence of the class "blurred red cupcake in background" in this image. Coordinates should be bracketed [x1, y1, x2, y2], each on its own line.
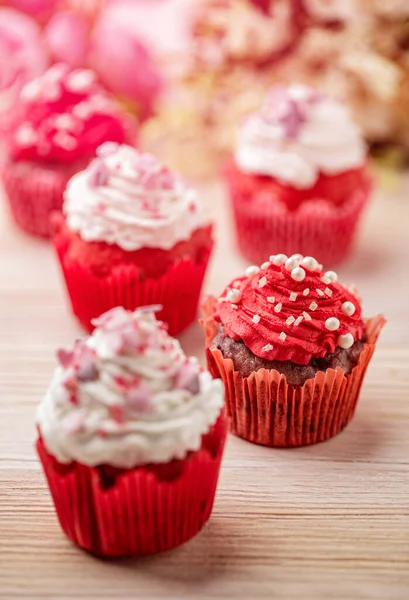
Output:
[52, 143, 214, 335]
[224, 84, 373, 266]
[2, 63, 136, 238]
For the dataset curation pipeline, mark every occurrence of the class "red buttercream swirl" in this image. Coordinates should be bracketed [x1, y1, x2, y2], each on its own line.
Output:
[8, 64, 131, 164]
[215, 255, 365, 365]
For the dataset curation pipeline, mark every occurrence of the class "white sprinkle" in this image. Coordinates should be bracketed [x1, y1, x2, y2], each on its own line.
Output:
[279, 332, 287, 341]
[285, 256, 300, 271]
[72, 101, 94, 120]
[258, 276, 267, 288]
[231, 304, 238, 310]
[325, 317, 340, 331]
[324, 270, 338, 283]
[338, 333, 354, 349]
[267, 296, 275, 304]
[321, 276, 332, 285]
[261, 261, 271, 269]
[286, 316, 296, 325]
[54, 113, 78, 131]
[274, 303, 282, 313]
[66, 69, 96, 93]
[302, 311, 312, 321]
[252, 314, 261, 324]
[294, 316, 303, 326]
[309, 302, 318, 311]
[246, 266, 260, 278]
[44, 82, 62, 102]
[303, 288, 310, 296]
[20, 80, 42, 101]
[316, 288, 325, 296]
[271, 254, 287, 266]
[53, 131, 78, 150]
[291, 267, 306, 282]
[289, 292, 298, 301]
[300, 256, 318, 271]
[342, 301, 356, 316]
[15, 125, 37, 147]
[325, 287, 333, 297]
[226, 289, 241, 303]
[262, 343, 273, 352]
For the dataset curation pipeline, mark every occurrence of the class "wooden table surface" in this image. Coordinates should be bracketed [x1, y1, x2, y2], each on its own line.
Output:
[0, 176, 408, 600]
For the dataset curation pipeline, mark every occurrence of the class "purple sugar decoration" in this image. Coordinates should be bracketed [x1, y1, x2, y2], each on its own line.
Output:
[175, 363, 201, 396]
[126, 383, 152, 412]
[76, 360, 98, 382]
[87, 158, 109, 187]
[278, 99, 307, 139]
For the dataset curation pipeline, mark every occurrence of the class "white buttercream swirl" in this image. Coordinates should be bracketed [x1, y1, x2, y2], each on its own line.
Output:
[36, 308, 224, 468]
[235, 84, 366, 189]
[64, 144, 209, 251]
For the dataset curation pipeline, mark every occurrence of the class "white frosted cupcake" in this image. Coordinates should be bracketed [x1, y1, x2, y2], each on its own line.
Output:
[52, 143, 214, 334]
[36, 306, 227, 557]
[225, 83, 373, 265]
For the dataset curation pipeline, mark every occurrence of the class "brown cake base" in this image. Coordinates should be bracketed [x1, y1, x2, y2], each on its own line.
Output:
[211, 324, 365, 385]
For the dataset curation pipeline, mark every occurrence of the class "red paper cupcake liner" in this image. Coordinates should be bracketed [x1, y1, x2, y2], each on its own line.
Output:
[2, 159, 87, 238]
[53, 233, 213, 336]
[36, 411, 228, 558]
[202, 299, 385, 447]
[225, 169, 373, 266]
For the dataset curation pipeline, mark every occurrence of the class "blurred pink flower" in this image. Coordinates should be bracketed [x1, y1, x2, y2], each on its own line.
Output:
[45, 11, 89, 68]
[90, 6, 164, 120]
[0, 8, 48, 114]
[5, 0, 59, 18]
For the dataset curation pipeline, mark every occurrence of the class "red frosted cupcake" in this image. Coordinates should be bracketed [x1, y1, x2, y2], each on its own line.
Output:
[201, 253, 385, 447]
[36, 306, 227, 558]
[225, 84, 373, 266]
[2, 63, 134, 238]
[53, 143, 214, 335]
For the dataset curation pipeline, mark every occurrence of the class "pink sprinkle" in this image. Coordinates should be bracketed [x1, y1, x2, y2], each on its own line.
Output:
[56, 348, 74, 368]
[111, 405, 125, 425]
[87, 159, 109, 187]
[97, 141, 120, 157]
[189, 202, 196, 213]
[127, 384, 152, 412]
[53, 131, 77, 151]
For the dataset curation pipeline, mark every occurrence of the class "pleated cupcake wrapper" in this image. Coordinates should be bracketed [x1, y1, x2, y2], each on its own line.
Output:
[202, 298, 385, 447]
[54, 238, 213, 335]
[36, 412, 228, 558]
[227, 178, 372, 266]
[2, 160, 85, 238]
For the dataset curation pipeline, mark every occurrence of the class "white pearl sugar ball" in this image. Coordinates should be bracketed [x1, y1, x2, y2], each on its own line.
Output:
[338, 333, 354, 349]
[285, 256, 300, 271]
[291, 267, 306, 282]
[342, 301, 356, 316]
[271, 254, 287, 266]
[245, 265, 260, 278]
[227, 289, 241, 303]
[325, 317, 340, 331]
[300, 256, 318, 271]
[324, 271, 338, 283]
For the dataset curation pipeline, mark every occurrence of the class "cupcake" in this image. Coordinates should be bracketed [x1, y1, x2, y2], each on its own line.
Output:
[2, 63, 134, 238]
[224, 84, 373, 266]
[36, 306, 227, 557]
[201, 253, 385, 447]
[52, 143, 214, 335]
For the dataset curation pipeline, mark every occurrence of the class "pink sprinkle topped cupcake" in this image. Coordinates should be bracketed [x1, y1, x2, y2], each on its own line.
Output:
[2, 63, 135, 238]
[225, 84, 373, 265]
[52, 144, 214, 335]
[36, 306, 227, 557]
